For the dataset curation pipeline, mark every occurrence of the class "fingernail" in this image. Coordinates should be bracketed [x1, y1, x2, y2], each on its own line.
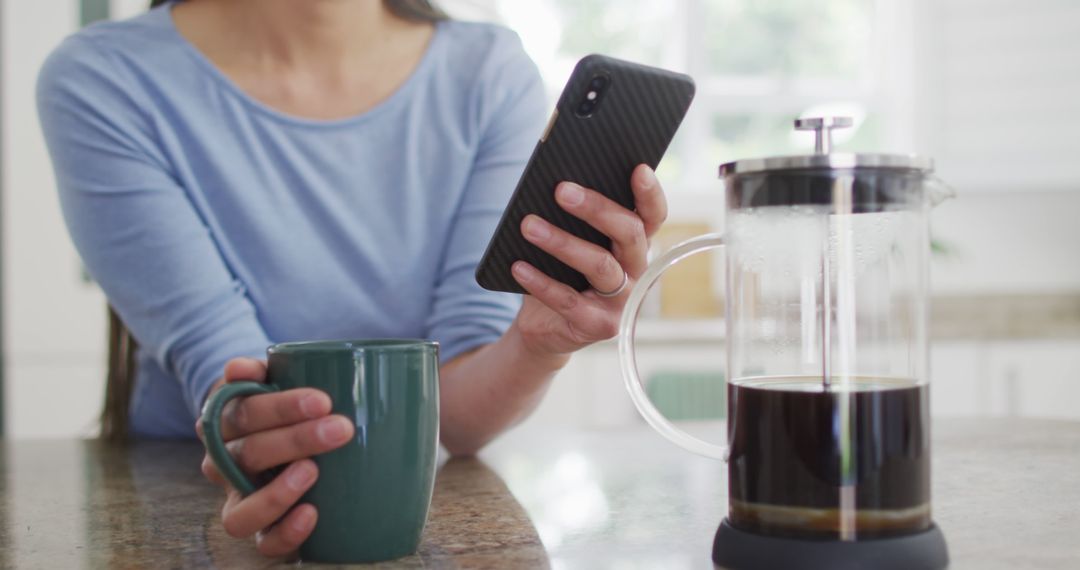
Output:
[523, 217, 551, 241]
[316, 416, 351, 445]
[641, 166, 658, 189]
[299, 394, 324, 419]
[511, 261, 536, 282]
[286, 462, 315, 491]
[558, 183, 585, 206]
[291, 507, 316, 533]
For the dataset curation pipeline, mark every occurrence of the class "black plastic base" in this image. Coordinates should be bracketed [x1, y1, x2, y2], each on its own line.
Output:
[712, 520, 949, 570]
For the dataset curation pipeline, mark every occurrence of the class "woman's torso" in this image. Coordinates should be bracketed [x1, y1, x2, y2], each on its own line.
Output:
[60, 7, 541, 436]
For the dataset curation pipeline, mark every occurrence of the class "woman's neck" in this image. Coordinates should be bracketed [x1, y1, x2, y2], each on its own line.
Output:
[172, 0, 436, 120]
[176, 0, 416, 72]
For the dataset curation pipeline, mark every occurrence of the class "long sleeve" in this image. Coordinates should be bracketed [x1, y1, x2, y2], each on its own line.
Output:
[424, 32, 548, 361]
[37, 35, 271, 419]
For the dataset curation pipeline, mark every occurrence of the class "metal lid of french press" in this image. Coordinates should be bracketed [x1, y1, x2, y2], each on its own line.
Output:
[718, 117, 933, 176]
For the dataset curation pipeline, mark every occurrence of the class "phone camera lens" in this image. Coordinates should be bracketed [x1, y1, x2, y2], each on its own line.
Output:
[576, 74, 608, 117]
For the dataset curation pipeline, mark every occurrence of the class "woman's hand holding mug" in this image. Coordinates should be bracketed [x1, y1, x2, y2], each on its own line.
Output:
[197, 358, 355, 557]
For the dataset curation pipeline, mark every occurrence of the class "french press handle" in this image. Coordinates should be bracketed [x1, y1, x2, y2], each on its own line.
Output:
[618, 233, 728, 460]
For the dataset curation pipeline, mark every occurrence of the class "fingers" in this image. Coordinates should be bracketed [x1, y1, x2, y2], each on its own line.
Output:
[202, 454, 227, 486]
[521, 215, 626, 295]
[221, 459, 319, 540]
[200, 386, 335, 489]
[224, 357, 268, 384]
[255, 503, 318, 558]
[511, 261, 619, 340]
[219, 388, 333, 441]
[551, 182, 649, 277]
[226, 415, 354, 475]
[631, 164, 668, 237]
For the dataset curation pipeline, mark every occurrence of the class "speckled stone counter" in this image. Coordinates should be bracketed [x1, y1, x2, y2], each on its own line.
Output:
[0, 442, 547, 569]
[1, 419, 1078, 569]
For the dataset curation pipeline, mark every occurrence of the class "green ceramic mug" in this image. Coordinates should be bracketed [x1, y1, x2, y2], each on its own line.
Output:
[201, 339, 440, 563]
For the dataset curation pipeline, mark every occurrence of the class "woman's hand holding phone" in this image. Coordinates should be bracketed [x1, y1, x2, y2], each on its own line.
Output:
[196, 359, 355, 557]
[509, 164, 666, 355]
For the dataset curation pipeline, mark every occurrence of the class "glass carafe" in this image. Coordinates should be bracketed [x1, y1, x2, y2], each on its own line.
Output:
[619, 117, 951, 569]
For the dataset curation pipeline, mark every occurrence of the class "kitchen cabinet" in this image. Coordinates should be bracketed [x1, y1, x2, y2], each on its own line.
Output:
[533, 332, 1080, 430]
[982, 340, 1080, 419]
[931, 339, 1080, 421]
[929, 341, 983, 417]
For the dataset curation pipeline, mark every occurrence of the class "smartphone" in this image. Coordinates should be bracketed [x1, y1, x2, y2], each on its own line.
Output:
[475, 54, 695, 294]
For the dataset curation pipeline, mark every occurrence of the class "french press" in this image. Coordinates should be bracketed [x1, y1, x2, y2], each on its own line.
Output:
[619, 117, 951, 569]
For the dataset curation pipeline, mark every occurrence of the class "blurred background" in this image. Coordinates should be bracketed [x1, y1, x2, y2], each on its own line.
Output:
[2, 0, 1079, 439]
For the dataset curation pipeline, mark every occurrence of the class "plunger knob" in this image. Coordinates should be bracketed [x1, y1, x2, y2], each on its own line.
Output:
[795, 116, 853, 154]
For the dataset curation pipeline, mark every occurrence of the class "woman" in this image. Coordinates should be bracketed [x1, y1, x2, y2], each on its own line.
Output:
[38, 0, 668, 558]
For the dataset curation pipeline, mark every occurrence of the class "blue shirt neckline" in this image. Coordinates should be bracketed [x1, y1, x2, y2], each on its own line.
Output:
[157, 2, 447, 129]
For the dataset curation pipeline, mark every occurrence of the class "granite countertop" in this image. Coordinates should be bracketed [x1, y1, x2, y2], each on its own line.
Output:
[625, 293, 1080, 344]
[1, 418, 1079, 569]
[929, 292, 1080, 340]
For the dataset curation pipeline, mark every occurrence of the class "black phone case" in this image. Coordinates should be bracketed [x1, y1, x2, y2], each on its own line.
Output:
[475, 54, 696, 294]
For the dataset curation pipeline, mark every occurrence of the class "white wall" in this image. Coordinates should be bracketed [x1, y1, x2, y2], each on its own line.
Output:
[912, 0, 1080, 295]
[2, 1, 106, 438]
[931, 191, 1080, 294]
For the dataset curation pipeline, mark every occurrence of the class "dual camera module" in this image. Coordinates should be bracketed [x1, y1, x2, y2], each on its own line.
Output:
[575, 73, 610, 118]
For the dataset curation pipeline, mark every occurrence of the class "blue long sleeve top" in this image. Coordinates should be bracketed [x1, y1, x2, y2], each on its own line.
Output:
[36, 5, 546, 438]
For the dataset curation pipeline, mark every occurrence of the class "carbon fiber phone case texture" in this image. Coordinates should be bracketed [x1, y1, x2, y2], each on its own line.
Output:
[475, 54, 695, 294]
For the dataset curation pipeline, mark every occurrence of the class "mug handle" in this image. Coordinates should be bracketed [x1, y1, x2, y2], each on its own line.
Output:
[201, 381, 280, 496]
[618, 233, 729, 460]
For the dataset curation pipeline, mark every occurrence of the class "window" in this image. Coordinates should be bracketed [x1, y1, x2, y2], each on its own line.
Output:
[494, 0, 903, 193]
